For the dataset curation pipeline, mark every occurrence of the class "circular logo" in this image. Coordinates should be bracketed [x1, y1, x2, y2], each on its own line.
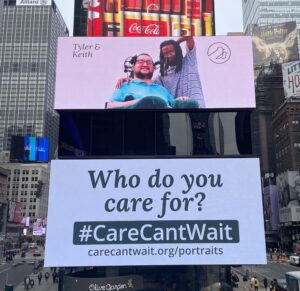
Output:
[207, 42, 231, 64]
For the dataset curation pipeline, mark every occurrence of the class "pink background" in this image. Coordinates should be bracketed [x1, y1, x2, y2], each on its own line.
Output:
[55, 36, 255, 109]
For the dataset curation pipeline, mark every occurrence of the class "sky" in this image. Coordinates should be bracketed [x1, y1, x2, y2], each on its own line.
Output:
[54, 0, 244, 36]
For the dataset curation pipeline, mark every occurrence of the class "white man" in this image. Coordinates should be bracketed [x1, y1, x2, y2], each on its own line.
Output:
[106, 53, 175, 109]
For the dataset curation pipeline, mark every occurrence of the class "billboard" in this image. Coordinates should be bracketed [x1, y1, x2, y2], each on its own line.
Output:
[87, 0, 214, 37]
[10, 136, 49, 163]
[8, 201, 22, 223]
[64, 275, 143, 291]
[263, 185, 279, 231]
[55, 36, 255, 110]
[16, 0, 52, 5]
[252, 21, 299, 66]
[21, 216, 30, 227]
[282, 61, 300, 98]
[33, 218, 46, 236]
[45, 158, 266, 267]
[277, 171, 300, 223]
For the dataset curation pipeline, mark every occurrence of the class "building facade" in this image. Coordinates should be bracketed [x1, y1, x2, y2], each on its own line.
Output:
[242, 0, 300, 32]
[0, 0, 68, 158]
[242, 0, 300, 252]
[272, 100, 300, 174]
[0, 166, 8, 258]
[1, 162, 50, 220]
[73, 0, 88, 36]
[0, 0, 3, 33]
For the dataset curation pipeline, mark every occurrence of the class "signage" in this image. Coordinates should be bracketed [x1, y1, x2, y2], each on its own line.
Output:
[45, 158, 266, 266]
[16, 0, 52, 5]
[282, 61, 300, 98]
[55, 36, 255, 110]
[64, 275, 143, 291]
[87, 0, 214, 37]
[252, 21, 299, 66]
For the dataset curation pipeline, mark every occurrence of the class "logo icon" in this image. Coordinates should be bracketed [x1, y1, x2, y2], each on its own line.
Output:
[207, 42, 231, 64]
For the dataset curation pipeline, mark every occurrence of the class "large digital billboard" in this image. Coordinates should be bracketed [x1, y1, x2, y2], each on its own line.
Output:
[87, 0, 215, 37]
[252, 21, 299, 66]
[10, 136, 49, 163]
[55, 36, 255, 110]
[33, 218, 46, 236]
[45, 158, 266, 267]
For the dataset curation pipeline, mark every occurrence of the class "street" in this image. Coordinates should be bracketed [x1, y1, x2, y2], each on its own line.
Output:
[232, 256, 300, 290]
[0, 251, 299, 290]
[0, 258, 34, 288]
[0, 247, 57, 291]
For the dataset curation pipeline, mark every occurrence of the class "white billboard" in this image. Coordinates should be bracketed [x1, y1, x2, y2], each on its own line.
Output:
[16, 0, 51, 6]
[45, 158, 266, 267]
[282, 61, 300, 98]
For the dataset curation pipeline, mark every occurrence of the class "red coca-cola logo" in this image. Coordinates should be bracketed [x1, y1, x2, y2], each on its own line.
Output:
[128, 23, 159, 35]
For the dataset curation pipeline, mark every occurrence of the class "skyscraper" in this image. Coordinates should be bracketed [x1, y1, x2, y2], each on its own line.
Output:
[242, 0, 300, 32]
[0, 0, 68, 158]
[73, 0, 88, 36]
[0, 0, 4, 33]
[242, 0, 300, 250]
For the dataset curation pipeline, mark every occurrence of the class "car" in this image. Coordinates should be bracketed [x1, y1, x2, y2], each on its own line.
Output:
[33, 250, 41, 257]
[29, 243, 37, 249]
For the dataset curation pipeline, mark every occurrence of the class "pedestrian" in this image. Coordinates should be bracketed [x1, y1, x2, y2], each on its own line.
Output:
[231, 272, 239, 288]
[44, 271, 50, 283]
[273, 278, 279, 290]
[52, 271, 57, 283]
[253, 276, 260, 291]
[263, 277, 268, 290]
[38, 271, 42, 285]
[245, 269, 249, 280]
[24, 275, 30, 290]
[250, 276, 255, 288]
[269, 280, 275, 291]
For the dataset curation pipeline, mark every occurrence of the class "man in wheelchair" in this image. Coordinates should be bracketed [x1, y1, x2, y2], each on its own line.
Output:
[106, 53, 197, 109]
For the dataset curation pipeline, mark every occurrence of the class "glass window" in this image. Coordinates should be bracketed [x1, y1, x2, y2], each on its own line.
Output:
[58, 111, 252, 157]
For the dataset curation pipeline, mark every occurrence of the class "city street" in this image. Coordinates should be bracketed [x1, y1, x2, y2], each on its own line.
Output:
[232, 256, 300, 290]
[0, 248, 57, 291]
[0, 251, 298, 290]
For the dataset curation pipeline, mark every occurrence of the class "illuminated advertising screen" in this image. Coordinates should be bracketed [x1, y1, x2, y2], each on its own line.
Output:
[54, 36, 255, 110]
[87, 0, 215, 37]
[10, 136, 49, 162]
[33, 218, 46, 236]
[252, 21, 299, 66]
[45, 158, 266, 267]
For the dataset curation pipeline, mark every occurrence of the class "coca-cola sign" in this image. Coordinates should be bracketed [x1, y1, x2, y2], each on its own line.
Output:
[128, 23, 159, 35]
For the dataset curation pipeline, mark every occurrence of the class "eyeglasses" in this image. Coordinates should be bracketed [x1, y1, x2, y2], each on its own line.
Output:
[135, 59, 154, 65]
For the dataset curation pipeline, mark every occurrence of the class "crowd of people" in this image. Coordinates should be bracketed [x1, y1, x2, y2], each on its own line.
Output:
[24, 269, 58, 289]
[231, 270, 282, 290]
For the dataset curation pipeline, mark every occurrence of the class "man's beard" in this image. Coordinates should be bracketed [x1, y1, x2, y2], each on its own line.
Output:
[166, 59, 176, 66]
[135, 71, 153, 80]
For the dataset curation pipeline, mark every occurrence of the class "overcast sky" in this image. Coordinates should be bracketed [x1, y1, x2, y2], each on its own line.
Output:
[54, 0, 244, 36]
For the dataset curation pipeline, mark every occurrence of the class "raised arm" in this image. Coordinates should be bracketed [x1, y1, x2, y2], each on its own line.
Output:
[176, 36, 195, 50]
